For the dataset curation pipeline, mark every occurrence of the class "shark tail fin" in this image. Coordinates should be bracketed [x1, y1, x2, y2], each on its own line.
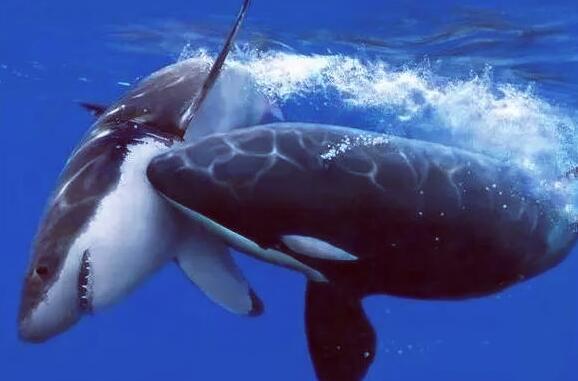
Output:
[305, 281, 376, 381]
[178, 0, 251, 133]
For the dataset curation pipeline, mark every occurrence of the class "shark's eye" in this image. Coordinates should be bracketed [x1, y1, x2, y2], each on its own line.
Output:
[35, 265, 50, 278]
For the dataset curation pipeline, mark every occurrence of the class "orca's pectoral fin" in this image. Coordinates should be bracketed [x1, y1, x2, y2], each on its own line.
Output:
[281, 235, 358, 261]
[176, 233, 263, 316]
[78, 102, 108, 117]
[305, 282, 376, 381]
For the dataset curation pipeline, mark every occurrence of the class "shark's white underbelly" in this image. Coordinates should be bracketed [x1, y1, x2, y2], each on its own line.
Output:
[68, 137, 175, 310]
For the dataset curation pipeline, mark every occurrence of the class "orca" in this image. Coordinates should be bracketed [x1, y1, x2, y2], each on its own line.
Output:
[18, 0, 274, 342]
[147, 123, 578, 381]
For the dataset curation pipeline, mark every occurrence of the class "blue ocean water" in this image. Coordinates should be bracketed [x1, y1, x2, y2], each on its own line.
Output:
[1, 0, 578, 380]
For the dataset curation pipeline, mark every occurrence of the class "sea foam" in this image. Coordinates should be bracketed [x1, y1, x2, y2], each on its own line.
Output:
[180, 48, 578, 220]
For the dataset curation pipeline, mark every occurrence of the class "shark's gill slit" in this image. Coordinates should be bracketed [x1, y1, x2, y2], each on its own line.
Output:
[78, 249, 93, 313]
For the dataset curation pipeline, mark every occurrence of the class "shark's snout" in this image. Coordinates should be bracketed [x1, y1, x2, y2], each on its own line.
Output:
[18, 248, 93, 343]
[18, 297, 81, 343]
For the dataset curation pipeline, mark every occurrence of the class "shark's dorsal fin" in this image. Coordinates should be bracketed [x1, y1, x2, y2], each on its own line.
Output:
[79, 102, 108, 117]
[178, 0, 251, 133]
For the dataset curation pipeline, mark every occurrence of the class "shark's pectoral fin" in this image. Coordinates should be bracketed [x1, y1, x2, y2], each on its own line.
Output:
[281, 235, 358, 261]
[305, 282, 375, 381]
[176, 236, 262, 316]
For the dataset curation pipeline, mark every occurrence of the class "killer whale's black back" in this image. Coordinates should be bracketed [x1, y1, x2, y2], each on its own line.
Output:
[148, 122, 578, 381]
[149, 123, 576, 298]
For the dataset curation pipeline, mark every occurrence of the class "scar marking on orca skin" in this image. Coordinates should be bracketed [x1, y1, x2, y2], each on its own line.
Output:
[296, 130, 307, 151]
[445, 165, 465, 208]
[271, 132, 305, 171]
[333, 149, 385, 192]
[199, 132, 307, 198]
[245, 155, 278, 191]
[223, 135, 250, 157]
[226, 129, 275, 157]
[397, 151, 419, 189]
[203, 153, 250, 201]
[367, 160, 385, 192]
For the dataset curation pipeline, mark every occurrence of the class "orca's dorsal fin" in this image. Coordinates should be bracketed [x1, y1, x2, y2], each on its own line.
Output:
[305, 282, 376, 381]
[178, 0, 252, 133]
[79, 102, 108, 118]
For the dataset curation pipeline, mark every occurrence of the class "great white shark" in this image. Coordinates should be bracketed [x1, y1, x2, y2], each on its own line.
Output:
[18, 0, 284, 341]
[147, 123, 578, 381]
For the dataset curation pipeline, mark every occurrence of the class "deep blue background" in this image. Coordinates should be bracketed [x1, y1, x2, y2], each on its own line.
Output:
[1, 0, 578, 380]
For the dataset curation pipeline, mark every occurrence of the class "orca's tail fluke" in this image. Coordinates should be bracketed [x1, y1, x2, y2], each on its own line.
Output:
[178, 0, 252, 133]
[305, 281, 376, 381]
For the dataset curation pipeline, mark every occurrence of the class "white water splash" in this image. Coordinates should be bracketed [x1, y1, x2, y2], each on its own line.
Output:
[320, 134, 390, 160]
[179, 48, 578, 218]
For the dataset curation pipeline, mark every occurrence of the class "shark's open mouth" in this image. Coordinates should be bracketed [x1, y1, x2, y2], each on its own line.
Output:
[78, 249, 93, 313]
